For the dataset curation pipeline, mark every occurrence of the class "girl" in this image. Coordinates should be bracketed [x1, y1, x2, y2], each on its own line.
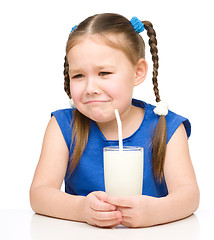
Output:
[30, 13, 199, 228]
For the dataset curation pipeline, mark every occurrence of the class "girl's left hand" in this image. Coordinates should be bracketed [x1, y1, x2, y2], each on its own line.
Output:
[106, 195, 158, 228]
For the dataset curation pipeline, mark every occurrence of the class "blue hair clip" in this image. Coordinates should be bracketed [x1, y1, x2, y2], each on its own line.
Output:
[130, 17, 145, 33]
[71, 25, 77, 33]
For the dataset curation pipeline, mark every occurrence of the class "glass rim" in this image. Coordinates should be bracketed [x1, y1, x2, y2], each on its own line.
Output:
[103, 146, 143, 151]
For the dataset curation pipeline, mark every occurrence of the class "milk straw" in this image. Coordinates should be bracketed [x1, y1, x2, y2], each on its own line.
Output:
[114, 109, 123, 151]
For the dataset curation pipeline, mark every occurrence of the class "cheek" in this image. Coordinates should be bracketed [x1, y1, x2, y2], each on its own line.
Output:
[69, 82, 82, 100]
[105, 80, 133, 99]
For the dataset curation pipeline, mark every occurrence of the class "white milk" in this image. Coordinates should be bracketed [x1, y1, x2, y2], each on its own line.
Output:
[103, 146, 143, 196]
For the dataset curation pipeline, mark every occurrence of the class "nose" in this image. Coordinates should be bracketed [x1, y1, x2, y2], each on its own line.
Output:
[85, 78, 100, 95]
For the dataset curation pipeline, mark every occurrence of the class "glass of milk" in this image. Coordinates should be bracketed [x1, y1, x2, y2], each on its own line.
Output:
[103, 146, 143, 196]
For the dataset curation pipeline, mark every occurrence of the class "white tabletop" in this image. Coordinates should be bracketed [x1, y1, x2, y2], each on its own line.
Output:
[0, 208, 213, 240]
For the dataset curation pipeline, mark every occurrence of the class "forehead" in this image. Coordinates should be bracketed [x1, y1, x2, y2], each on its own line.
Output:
[67, 34, 132, 66]
[73, 32, 125, 47]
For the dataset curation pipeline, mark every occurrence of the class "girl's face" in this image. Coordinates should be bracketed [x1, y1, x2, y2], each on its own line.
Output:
[67, 35, 146, 123]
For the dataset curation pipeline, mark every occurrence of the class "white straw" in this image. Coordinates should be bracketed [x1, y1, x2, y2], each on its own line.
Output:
[114, 109, 123, 151]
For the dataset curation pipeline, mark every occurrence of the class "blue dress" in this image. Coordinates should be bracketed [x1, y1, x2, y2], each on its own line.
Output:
[51, 99, 191, 198]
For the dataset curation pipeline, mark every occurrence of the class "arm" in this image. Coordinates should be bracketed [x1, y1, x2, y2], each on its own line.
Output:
[106, 123, 200, 227]
[160, 123, 200, 221]
[30, 116, 82, 221]
[30, 116, 122, 226]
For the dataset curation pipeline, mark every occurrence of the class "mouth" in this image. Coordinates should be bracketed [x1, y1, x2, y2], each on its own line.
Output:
[85, 100, 110, 104]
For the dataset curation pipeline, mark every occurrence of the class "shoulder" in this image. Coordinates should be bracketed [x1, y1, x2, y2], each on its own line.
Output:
[51, 108, 75, 123]
[133, 99, 191, 143]
[43, 115, 69, 151]
[51, 108, 75, 150]
[165, 108, 191, 142]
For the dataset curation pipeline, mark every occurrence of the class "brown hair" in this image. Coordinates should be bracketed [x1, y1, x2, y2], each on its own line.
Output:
[63, 13, 167, 181]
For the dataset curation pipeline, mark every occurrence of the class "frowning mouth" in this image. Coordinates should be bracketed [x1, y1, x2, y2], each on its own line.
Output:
[85, 100, 109, 104]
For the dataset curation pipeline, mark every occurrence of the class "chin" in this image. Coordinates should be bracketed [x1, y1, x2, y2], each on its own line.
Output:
[90, 113, 115, 123]
[77, 106, 115, 123]
[91, 116, 109, 123]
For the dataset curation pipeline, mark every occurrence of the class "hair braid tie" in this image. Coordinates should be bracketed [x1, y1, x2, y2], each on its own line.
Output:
[130, 17, 145, 33]
[154, 100, 169, 116]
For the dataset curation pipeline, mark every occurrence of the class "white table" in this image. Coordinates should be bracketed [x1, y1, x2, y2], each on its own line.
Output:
[0, 208, 213, 240]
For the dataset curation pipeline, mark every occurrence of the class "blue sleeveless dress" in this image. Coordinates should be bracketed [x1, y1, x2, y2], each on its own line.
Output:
[51, 99, 191, 198]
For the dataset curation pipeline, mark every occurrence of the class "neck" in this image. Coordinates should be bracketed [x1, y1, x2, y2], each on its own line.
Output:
[96, 105, 144, 140]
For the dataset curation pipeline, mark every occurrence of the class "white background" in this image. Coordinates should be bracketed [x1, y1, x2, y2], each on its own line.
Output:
[0, 0, 213, 211]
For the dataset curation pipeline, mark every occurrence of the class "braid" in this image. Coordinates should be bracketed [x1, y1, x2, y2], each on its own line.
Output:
[63, 55, 90, 176]
[64, 56, 71, 98]
[143, 21, 167, 182]
[143, 21, 160, 103]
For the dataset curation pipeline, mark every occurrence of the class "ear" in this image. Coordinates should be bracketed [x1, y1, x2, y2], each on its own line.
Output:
[133, 58, 148, 86]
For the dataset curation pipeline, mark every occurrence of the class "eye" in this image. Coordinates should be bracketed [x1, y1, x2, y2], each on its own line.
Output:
[99, 72, 112, 76]
[72, 74, 84, 79]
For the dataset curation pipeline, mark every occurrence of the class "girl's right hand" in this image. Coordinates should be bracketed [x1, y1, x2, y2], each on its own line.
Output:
[80, 191, 123, 228]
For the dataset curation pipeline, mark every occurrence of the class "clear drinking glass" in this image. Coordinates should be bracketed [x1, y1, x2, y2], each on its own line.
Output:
[103, 146, 143, 196]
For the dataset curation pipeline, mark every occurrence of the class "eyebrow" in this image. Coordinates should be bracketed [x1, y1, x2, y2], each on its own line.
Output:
[69, 69, 80, 74]
[69, 65, 116, 74]
[97, 65, 116, 69]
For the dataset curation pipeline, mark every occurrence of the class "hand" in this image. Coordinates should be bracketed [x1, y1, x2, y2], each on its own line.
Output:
[80, 191, 123, 228]
[106, 195, 157, 228]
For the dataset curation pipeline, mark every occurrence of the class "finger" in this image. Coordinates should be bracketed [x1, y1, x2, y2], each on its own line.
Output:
[116, 207, 132, 217]
[106, 196, 133, 208]
[89, 193, 116, 211]
[93, 191, 108, 202]
[94, 218, 122, 228]
[93, 210, 122, 221]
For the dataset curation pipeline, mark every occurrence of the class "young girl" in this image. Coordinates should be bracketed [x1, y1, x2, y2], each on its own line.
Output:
[30, 13, 199, 228]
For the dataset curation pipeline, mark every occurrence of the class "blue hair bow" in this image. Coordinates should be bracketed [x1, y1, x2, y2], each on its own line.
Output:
[130, 17, 145, 33]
